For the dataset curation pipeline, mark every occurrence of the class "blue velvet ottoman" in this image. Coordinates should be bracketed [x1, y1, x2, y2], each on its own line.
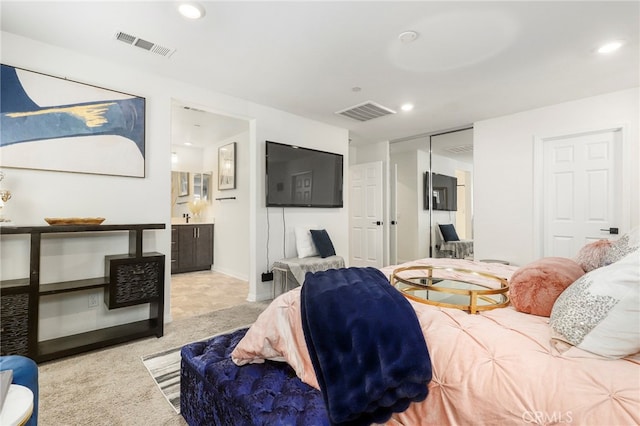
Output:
[180, 328, 329, 426]
[0, 355, 38, 426]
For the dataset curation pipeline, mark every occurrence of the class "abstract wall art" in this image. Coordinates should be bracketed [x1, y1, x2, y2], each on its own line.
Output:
[0, 64, 146, 177]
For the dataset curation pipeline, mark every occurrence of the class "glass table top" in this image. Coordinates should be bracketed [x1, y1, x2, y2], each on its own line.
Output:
[390, 265, 510, 314]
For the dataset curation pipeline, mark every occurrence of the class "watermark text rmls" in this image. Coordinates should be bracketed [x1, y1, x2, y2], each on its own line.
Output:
[522, 411, 573, 424]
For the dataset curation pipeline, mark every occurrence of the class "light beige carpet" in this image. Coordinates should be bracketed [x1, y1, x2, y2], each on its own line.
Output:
[37, 302, 268, 426]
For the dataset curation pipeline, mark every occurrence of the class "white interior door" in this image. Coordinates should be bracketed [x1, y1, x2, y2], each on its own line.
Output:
[542, 129, 622, 257]
[350, 161, 383, 267]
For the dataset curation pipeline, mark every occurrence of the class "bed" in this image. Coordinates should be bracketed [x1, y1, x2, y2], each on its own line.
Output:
[181, 243, 640, 425]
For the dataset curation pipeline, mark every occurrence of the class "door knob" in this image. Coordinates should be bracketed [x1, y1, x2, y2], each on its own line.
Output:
[600, 227, 619, 235]
[371, 221, 383, 226]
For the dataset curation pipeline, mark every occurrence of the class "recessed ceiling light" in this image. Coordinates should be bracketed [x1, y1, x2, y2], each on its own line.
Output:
[401, 103, 414, 112]
[184, 142, 192, 146]
[597, 40, 624, 54]
[178, 2, 206, 20]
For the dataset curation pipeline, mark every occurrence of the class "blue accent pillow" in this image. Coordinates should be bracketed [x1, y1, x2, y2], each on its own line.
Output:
[439, 224, 460, 242]
[310, 229, 336, 258]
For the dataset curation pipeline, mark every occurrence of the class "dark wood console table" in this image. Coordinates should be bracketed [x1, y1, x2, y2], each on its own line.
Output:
[0, 223, 165, 362]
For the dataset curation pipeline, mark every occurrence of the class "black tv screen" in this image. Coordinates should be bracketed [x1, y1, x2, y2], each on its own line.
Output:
[424, 172, 458, 211]
[266, 141, 343, 207]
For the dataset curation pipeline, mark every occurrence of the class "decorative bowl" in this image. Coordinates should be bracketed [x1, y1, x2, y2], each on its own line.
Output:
[44, 217, 106, 225]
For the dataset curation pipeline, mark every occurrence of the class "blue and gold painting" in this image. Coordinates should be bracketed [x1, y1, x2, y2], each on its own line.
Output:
[0, 64, 145, 177]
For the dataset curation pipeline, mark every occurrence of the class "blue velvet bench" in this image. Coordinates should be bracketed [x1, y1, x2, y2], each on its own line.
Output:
[180, 328, 329, 426]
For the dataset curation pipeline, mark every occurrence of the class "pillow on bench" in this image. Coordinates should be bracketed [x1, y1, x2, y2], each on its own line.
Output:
[438, 224, 460, 242]
[310, 229, 336, 258]
[295, 226, 319, 258]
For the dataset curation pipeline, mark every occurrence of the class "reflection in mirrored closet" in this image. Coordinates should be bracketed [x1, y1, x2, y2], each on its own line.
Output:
[389, 127, 473, 264]
[428, 128, 473, 260]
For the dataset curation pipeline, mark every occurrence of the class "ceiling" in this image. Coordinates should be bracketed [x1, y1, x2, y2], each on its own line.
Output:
[2, 1, 638, 147]
[170, 102, 248, 147]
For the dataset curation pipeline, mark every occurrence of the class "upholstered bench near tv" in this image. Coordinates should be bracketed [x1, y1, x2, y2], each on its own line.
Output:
[272, 255, 345, 297]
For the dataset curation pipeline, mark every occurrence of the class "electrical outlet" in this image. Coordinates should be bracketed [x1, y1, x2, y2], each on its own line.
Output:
[88, 293, 99, 308]
[261, 272, 273, 282]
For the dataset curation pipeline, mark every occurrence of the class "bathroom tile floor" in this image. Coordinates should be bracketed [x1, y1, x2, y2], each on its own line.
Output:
[170, 270, 250, 320]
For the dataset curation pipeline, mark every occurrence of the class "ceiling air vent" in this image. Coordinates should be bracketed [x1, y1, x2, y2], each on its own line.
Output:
[336, 101, 396, 122]
[114, 30, 176, 58]
[446, 145, 473, 155]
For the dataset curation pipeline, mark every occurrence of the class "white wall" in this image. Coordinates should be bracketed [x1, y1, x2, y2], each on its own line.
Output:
[474, 87, 639, 266]
[390, 150, 419, 264]
[1, 31, 349, 342]
[350, 140, 389, 166]
[1, 33, 173, 339]
[172, 146, 204, 173]
[207, 131, 250, 281]
[254, 116, 349, 300]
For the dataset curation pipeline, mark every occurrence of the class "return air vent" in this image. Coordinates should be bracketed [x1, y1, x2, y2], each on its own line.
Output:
[336, 101, 396, 122]
[446, 145, 473, 155]
[114, 30, 176, 58]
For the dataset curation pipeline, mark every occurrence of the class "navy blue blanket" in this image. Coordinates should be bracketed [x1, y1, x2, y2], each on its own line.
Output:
[300, 267, 432, 426]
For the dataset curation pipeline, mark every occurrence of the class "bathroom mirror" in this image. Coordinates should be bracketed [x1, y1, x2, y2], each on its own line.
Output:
[172, 171, 190, 206]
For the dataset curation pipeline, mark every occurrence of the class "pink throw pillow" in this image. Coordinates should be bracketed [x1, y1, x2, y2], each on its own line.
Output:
[575, 239, 613, 272]
[509, 257, 585, 317]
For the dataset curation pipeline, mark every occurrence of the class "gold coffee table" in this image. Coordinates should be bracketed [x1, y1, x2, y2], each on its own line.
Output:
[390, 265, 509, 314]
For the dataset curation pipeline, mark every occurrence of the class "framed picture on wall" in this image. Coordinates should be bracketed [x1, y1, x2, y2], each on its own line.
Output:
[218, 142, 236, 190]
[0, 64, 146, 177]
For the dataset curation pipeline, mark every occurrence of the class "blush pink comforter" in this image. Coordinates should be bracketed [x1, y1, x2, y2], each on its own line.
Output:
[232, 259, 640, 425]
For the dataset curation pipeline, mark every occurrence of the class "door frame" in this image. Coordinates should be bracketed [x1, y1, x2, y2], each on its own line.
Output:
[389, 163, 398, 265]
[532, 124, 631, 258]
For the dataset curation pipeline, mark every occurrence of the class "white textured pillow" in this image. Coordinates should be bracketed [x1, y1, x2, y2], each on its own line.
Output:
[550, 250, 640, 358]
[295, 226, 319, 258]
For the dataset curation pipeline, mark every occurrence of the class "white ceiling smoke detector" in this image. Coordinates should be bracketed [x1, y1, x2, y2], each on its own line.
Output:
[398, 31, 419, 44]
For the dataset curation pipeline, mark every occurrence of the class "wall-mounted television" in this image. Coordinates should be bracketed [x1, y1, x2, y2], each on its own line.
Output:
[266, 141, 343, 208]
[424, 172, 458, 211]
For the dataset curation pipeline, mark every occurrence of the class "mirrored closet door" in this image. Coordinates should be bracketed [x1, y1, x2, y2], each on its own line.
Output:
[428, 128, 474, 259]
